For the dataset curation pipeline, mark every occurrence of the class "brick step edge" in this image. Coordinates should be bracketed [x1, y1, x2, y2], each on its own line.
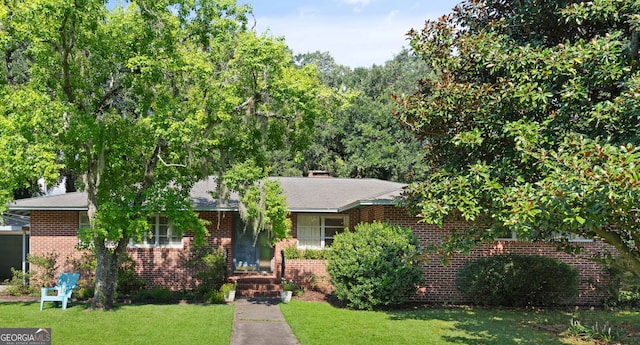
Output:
[237, 290, 282, 298]
[236, 284, 281, 291]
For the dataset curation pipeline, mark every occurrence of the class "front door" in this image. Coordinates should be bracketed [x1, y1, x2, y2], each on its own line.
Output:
[232, 214, 273, 272]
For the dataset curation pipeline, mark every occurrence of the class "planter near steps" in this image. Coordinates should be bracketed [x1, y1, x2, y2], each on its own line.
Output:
[224, 290, 236, 302]
[280, 290, 292, 303]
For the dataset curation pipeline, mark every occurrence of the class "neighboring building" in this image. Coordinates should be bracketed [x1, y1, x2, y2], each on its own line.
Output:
[0, 212, 30, 282]
[6, 176, 613, 304]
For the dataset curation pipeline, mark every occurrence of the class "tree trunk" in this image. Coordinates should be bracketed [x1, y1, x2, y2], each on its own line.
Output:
[92, 240, 120, 310]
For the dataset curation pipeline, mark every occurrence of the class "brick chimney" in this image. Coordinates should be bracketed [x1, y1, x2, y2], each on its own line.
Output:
[306, 170, 333, 178]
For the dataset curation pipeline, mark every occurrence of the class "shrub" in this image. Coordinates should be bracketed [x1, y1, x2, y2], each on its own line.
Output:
[187, 245, 228, 297]
[206, 290, 226, 304]
[327, 222, 424, 310]
[456, 254, 579, 307]
[117, 254, 146, 296]
[283, 247, 330, 260]
[133, 287, 173, 303]
[605, 269, 640, 310]
[3, 268, 38, 296]
[27, 252, 59, 287]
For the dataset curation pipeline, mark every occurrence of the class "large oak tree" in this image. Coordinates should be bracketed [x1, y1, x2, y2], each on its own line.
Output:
[0, 0, 328, 309]
[396, 0, 640, 276]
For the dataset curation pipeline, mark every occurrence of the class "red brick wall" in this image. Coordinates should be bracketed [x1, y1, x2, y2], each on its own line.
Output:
[30, 210, 84, 274]
[279, 205, 614, 305]
[31, 206, 615, 305]
[383, 205, 614, 305]
[30, 210, 234, 290]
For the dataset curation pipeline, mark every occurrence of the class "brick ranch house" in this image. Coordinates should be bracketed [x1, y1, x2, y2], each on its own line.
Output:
[7, 175, 614, 304]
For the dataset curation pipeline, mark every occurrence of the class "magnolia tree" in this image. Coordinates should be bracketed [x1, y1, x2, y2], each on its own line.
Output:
[395, 0, 640, 276]
[0, 0, 331, 309]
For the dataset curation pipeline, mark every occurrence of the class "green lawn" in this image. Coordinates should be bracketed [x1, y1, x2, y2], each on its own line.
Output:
[0, 302, 234, 345]
[280, 300, 640, 345]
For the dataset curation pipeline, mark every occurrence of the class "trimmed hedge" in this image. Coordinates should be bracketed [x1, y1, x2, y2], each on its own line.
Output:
[456, 254, 579, 307]
[327, 222, 423, 310]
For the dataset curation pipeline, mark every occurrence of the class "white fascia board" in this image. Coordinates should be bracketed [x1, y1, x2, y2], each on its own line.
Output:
[337, 199, 398, 213]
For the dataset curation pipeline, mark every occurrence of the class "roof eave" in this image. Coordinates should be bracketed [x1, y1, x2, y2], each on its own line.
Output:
[337, 199, 398, 213]
[8, 206, 88, 211]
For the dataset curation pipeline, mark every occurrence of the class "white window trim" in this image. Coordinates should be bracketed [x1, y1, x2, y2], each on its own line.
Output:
[496, 231, 517, 241]
[550, 232, 594, 243]
[296, 214, 348, 249]
[130, 214, 183, 249]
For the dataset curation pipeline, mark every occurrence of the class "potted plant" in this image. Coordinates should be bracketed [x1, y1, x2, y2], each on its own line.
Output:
[220, 282, 236, 302]
[280, 279, 295, 303]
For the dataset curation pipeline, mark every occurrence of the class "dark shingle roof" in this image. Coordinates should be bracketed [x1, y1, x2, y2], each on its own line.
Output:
[8, 176, 406, 213]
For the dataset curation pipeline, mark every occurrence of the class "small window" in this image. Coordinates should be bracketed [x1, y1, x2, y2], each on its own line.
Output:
[494, 227, 517, 241]
[131, 214, 182, 248]
[79, 212, 90, 230]
[297, 214, 348, 249]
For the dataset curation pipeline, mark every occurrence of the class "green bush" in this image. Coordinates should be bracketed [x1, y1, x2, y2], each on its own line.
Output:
[117, 254, 146, 296]
[187, 245, 228, 297]
[3, 268, 38, 296]
[284, 247, 330, 260]
[605, 269, 640, 310]
[133, 287, 173, 303]
[206, 290, 226, 304]
[456, 254, 579, 307]
[327, 222, 424, 310]
[27, 252, 58, 287]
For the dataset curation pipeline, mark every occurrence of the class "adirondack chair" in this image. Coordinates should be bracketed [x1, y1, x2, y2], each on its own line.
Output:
[40, 273, 80, 311]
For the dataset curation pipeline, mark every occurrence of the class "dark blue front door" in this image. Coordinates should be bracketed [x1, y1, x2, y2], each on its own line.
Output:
[232, 214, 273, 272]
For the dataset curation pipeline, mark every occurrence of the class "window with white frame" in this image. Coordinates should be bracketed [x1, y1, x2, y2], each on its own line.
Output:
[79, 212, 90, 229]
[297, 214, 348, 249]
[551, 232, 594, 242]
[133, 215, 182, 248]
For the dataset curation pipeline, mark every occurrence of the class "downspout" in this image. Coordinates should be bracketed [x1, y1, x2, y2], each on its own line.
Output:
[21, 227, 27, 284]
[280, 249, 285, 280]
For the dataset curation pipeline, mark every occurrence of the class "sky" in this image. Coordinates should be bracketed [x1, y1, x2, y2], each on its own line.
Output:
[245, 0, 462, 68]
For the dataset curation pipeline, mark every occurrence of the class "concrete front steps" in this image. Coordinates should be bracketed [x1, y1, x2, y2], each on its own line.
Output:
[229, 274, 281, 298]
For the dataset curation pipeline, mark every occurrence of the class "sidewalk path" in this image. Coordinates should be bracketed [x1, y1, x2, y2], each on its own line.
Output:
[231, 298, 299, 345]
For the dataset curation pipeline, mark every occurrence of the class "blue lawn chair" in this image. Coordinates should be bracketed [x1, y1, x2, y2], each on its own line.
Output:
[40, 273, 80, 311]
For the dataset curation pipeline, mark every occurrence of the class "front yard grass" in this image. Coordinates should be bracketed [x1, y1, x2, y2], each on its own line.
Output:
[280, 300, 640, 345]
[0, 302, 234, 345]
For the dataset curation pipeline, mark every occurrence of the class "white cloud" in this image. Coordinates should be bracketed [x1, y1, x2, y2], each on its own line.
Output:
[342, 0, 373, 6]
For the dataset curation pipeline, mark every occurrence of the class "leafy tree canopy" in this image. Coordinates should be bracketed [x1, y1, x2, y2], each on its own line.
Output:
[396, 0, 640, 276]
[0, 0, 330, 309]
[272, 49, 428, 182]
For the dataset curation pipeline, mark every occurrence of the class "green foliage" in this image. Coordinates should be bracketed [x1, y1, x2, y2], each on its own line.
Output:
[2, 268, 37, 296]
[27, 252, 58, 288]
[187, 245, 228, 296]
[206, 290, 227, 304]
[219, 283, 235, 295]
[116, 254, 147, 297]
[223, 163, 292, 244]
[133, 287, 174, 303]
[0, 0, 329, 309]
[566, 319, 621, 344]
[605, 268, 640, 309]
[397, 0, 640, 277]
[456, 254, 579, 307]
[273, 49, 427, 182]
[281, 279, 297, 292]
[327, 222, 424, 310]
[283, 247, 330, 260]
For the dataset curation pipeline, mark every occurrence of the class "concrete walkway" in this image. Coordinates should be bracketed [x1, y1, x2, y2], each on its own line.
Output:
[231, 298, 299, 345]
